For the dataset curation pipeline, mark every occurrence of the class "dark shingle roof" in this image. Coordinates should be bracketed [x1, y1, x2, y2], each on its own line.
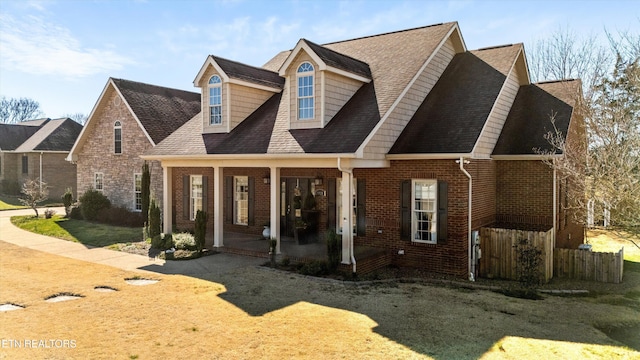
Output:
[389, 51, 506, 154]
[203, 93, 281, 154]
[493, 81, 576, 155]
[1, 118, 81, 152]
[290, 82, 380, 153]
[213, 56, 285, 89]
[112, 78, 201, 144]
[15, 118, 83, 152]
[302, 39, 372, 79]
[0, 122, 41, 151]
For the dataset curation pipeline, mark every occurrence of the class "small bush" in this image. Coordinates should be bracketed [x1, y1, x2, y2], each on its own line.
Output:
[44, 209, 56, 219]
[280, 257, 291, 267]
[514, 238, 544, 292]
[97, 206, 144, 227]
[69, 206, 83, 220]
[79, 189, 111, 221]
[151, 233, 173, 251]
[173, 232, 196, 250]
[1, 180, 21, 195]
[299, 260, 329, 276]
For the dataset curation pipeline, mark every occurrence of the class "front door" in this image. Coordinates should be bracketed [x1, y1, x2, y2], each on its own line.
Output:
[280, 178, 311, 237]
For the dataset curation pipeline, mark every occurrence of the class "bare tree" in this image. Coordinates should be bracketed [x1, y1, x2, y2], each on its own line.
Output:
[0, 97, 45, 123]
[532, 26, 640, 243]
[19, 179, 49, 218]
[63, 112, 88, 125]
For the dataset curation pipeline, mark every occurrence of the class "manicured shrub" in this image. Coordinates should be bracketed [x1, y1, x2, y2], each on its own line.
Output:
[148, 199, 161, 239]
[97, 206, 144, 227]
[299, 260, 329, 276]
[151, 233, 173, 251]
[62, 188, 73, 218]
[173, 232, 196, 250]
[194, 210, 207, 253]
[79, 189, 111, 221]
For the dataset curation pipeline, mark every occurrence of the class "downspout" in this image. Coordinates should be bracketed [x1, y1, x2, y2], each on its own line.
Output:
[39, 152, 43, 192]
[337, 157, 356, 273]
[553, 161, 557, 248]
[457, 157, 473, 281]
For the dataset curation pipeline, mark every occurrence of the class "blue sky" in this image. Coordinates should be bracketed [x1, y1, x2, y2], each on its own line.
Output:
[0, 0, 638, 118]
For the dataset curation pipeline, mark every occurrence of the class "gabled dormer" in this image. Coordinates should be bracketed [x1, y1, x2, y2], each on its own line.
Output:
[194, 56, 284, 134]
[278, 39, 372, 130]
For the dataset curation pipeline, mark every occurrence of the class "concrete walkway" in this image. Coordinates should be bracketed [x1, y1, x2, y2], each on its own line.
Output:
[0, 208, 263, 276]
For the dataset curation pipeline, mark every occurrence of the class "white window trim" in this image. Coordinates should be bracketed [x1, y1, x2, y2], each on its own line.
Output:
[208, 75, 222, 126]
[114, 121, 122, 154]
[94, 172, 104, 192]
[336, 178, 357, 235]
[190, 175, 203, 221]
[412, 179, 438, 244]
[296, 62, 315, 120]
[134, 173, 142, 212]
[234, 176, 248, 226]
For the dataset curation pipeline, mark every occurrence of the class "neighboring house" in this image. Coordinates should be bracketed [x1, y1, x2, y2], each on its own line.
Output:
[67, 78, 201, 211]
[0, 118, 82, 199]
[142, 22, 584, 277]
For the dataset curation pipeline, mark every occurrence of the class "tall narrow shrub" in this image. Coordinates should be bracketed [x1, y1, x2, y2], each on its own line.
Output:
[148, 199, 161, 239]
[141, 162, 150, 224]
[62, 187, 73, 218]
[326, 229, 341, 272]
[194, 210, 207, 253]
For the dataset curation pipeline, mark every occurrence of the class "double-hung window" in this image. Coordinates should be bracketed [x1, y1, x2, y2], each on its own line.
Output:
[134, 173, 142, 211]
[21, 155, 28, 174]
[234, 176, 248, 225]
[297, 62, 314, 120]
[114, 121, 122, 154]
[208, 75, 222, 125]
[412, 179, 437, 243]
[95, 172, 104, 192]
[190, 175, 203, 220]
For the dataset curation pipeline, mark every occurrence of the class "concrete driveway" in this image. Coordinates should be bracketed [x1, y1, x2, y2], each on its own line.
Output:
[0, 208, 263, 276]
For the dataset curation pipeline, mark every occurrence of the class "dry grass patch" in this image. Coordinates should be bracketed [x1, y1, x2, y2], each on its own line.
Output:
[1, 239, 639, 359]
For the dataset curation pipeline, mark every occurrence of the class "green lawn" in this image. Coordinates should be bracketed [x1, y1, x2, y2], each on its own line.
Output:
[10, 215, 143, 247]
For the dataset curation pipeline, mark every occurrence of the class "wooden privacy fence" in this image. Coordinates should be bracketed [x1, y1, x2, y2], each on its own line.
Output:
[554, 248, 624, 283]
[479, 227, 554, 283]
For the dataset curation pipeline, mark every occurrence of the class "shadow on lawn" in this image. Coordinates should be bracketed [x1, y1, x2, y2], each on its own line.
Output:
[140, 255, 640, 359]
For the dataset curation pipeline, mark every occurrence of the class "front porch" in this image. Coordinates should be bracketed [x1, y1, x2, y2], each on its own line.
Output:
[217, 232, 392, 274]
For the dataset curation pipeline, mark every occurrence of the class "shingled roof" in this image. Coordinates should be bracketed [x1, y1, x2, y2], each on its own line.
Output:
[302, 39, 372, 79]
[493, 80, 578, 155]
[0, 118, 81, 152]
[112, 78, 201, 144]
[0, 121, 41, 151]
[389, 51, 508, 154]
[212, 56, 285, 90]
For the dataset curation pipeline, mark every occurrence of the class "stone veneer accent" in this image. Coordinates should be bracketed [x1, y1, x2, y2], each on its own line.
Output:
[76, 90, 163, 210]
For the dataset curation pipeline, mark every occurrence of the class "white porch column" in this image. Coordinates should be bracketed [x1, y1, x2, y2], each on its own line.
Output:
[270, 167, 281, 254]
[213, 166, 224, 248]
[162, 165, 172, 234]
[340, 170, 353, 264]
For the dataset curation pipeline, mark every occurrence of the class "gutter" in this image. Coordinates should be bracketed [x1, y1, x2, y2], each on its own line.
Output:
[457, 157, 473, 281]
[39, 152, 43, 192]
[337, 157, 356, 274]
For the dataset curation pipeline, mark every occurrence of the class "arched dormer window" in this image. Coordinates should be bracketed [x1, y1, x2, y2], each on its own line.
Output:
[297, 62, 314, 120]
[114, 121, 122, 154]
[208, 75, 222, 125]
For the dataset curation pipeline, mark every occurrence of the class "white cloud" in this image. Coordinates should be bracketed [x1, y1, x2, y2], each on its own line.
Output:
[0, 14, 134, 78]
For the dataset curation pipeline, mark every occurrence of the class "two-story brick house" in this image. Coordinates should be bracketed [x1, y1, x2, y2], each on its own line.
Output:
[67, 78, 201, 211]
[140, 22, 583, 277]
[0, 118, 82, 199]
